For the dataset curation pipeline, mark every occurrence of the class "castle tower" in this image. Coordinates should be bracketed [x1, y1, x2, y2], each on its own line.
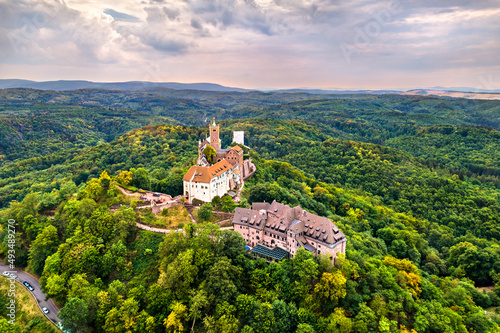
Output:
[209, 117, 221, 150]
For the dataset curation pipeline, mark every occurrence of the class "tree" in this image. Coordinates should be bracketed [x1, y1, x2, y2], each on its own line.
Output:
[189, 290, 208, 333]
[272, 299, 295, 333]
[0, 292, 8, 318]
[163, 173, 184, 196]
[29, 224, 59, 275]
[117, 171, 133, 186]
[198, 203, 213, 221]
[83, 178, 103, 201]
[465, 312, 494, 333]
[44, 273, 67, 303]
[203, 257, 242, 305]
[24, 214, 42, 242]
[296, 323, 315, 333]
[164, 301, 188, 333]
[59, 297, 89, 333]
[131, 168, 151, 190]
[327, 308, 352, 333]
[203, 145, 217, 164]
[104, 307, 123, 333]
[237, 294, 257, 327]
[204, 302, 240, 333]
[413, 300, 467, 333]
[212, 196, 222, 209]
[120, 297, 140, 333]
[158, 249, 198, 299]
[146, 284, 173, 317]
[99, 170, 112, 189]
[314, 271, 347, 303]
[248, 183, 273, 203]
[353, 303, 378, 333]
[292, 249, 319, 301]
[221, 196, 235, 213]
[382, 256, 422, 297]
[252, 302, 275, 333]
[38, 190, 59, 212]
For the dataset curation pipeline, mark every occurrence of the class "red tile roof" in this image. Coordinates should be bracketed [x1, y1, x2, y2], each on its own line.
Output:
[183, 159, 233, 183]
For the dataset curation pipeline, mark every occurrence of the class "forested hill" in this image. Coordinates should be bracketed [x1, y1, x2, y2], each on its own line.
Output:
[1, 121, 500, 332]
[1, 88, 500, 164]
[1, 87, 500, 332]
[386, 126, 500, 181]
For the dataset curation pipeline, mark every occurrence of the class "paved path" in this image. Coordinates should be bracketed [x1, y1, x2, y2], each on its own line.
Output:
[217, 218, 233, 225]
[219, 226, 234, 230]
[186, 208, 197, 224]
[136, 222, 173, 234]
[0, 263, 61, 323]
[234, 180, 244, 203]
[117, 186, 140, 197]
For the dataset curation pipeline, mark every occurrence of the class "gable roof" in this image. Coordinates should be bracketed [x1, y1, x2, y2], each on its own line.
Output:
[233, 201, 346, 247]
[230, 145, 243, 153]
[183, 159, 233, 183]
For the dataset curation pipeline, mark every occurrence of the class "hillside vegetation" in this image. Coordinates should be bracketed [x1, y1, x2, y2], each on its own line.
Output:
[0, 122, 499, 332]
[1, 89, 500, 332]
[1, 88, 500, 163]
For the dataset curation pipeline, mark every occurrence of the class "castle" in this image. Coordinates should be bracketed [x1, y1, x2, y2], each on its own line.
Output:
[196, 119, 244, 171]
[183, 119, 254, 204]
[233, 200, 347, 263]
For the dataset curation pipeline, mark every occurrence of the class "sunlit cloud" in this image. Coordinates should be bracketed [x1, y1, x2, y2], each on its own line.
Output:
[0, 0, 498, 89]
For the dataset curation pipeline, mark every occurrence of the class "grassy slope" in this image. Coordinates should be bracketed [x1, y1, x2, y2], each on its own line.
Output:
[0, 278, 58, 333]
[138, 204, 192, 228]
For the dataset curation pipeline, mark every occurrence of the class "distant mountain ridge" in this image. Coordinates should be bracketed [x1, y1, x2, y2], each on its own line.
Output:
[0, 79, 248, 92]
[1, 79, 499, 95]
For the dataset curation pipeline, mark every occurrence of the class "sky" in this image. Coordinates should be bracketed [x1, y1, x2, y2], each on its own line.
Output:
[0, 0, 499, 90]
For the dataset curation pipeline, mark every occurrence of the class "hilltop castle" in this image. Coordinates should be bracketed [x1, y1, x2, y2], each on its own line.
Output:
[183, 119, 254, 203]
[196, 119, 244, 170]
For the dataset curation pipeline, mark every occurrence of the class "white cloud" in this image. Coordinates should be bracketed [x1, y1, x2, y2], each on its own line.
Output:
[0, 0, 498, 89]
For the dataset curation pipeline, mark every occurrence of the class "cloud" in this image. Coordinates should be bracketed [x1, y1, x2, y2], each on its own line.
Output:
[138, 31, 191, 53]
[190, 18, 202, 30]
[163, 6, 180, 20]
[103, 9, 140, 23]
[0, 0, 498, 89]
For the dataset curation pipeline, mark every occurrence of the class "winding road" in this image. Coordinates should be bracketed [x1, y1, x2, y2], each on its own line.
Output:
[0, 263, 61, 323]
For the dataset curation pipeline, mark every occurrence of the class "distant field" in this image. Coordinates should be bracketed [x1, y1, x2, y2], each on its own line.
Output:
[0, 277, 58, 333]
[402, 90, 500, 100]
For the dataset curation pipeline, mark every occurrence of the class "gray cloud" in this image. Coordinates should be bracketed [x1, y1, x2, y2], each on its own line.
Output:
[163, 6, 180, 20]
[139, 31, 191, 53]
[190, 18, 202, 30]
[103, 9, 140, 22]
[0, 0, 498, 89]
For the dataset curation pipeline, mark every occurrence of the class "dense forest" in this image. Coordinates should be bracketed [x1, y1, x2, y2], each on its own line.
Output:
[1, 88, 500, 332]
[2, 88, 500, 163]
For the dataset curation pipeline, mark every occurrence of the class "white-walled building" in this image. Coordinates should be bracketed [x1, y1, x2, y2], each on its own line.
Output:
[183, 159, 234, 203]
